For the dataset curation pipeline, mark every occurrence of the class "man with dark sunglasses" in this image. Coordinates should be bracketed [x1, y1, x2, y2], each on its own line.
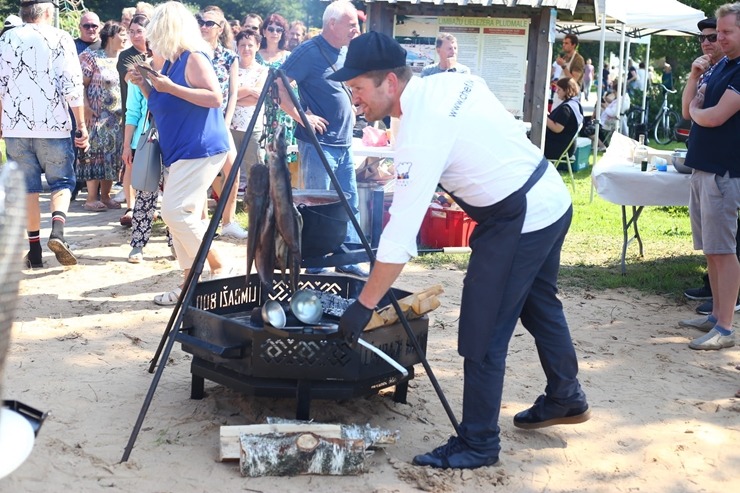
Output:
[679, 16, 740, 320]
[74, 11, 101, 54]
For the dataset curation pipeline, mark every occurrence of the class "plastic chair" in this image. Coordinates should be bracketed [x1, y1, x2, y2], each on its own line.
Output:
[548, 122, 582, 193]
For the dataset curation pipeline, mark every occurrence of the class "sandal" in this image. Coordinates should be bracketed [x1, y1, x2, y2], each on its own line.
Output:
[83, 201, 107, 212]
[128, 246, 143, 263]
[154, 287, 182, 306]
[103, 199, 121, 209]
[120, 209, 133, 227]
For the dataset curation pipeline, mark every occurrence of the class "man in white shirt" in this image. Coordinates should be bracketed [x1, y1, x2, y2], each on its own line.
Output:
[0, 0, 88, 268]
[332, 32, 589, 469]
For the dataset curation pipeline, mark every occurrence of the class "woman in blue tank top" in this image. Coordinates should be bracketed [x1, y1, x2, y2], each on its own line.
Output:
[129, 1, 232, 306]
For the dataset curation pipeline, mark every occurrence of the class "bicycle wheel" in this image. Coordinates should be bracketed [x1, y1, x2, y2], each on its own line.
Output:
[654, 110, 679, 145]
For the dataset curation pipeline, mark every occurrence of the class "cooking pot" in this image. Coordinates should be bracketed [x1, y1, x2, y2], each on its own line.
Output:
[293, 189, 350, 258]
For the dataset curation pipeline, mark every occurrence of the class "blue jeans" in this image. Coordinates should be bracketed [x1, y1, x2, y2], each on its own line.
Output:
[297, 139, 360, 244]
[458, 208, 586, 455]
[5, 137, 75, 194]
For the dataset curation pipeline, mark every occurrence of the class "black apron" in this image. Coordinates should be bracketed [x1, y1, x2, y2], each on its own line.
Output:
[445, 158, 549, 362]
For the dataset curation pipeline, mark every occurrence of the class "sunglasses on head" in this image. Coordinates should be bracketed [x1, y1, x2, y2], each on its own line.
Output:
[266, 26, 284, 34]
[698, 33, 718, 43]
[82, 23, 99, 29]
[197, 19, 221, 28]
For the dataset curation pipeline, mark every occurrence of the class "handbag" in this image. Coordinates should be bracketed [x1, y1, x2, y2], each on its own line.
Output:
[131, 115, 161, 193]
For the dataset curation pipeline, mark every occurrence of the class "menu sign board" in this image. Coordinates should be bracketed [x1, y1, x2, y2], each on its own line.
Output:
[394, 16, 530, 117]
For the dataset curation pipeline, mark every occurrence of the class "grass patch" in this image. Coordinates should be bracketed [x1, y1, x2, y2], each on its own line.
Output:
[413, 154, 703, 300]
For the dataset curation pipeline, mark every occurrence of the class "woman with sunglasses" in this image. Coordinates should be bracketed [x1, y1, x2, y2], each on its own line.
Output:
[116, 13, 150, 226]
[198, 5, 247, 240]
[129, 1, 231, 305]
[257, 13, 297, 164]
[78, 21, 128, 212]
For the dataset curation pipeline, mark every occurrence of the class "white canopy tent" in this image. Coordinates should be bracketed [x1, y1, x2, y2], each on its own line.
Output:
[583, 0, 706, 194]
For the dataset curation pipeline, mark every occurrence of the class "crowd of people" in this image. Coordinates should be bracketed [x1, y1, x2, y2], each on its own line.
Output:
[0, 1, 331, 302]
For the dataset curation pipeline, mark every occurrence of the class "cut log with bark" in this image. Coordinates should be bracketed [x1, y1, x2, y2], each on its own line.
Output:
[220, 421, 399, 461]
[365, 284, 444, 331]
[239, 432, 367, 476]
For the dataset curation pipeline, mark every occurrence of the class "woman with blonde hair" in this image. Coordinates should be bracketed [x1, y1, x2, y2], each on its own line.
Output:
[129, 1, 231, 305]
[198, 5, 247, 239]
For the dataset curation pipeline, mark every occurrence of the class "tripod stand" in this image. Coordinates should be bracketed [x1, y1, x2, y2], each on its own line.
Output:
[121, 68, 459, 462]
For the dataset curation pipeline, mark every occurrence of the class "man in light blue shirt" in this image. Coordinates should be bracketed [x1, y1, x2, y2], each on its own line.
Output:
[420, 33, 470, 77]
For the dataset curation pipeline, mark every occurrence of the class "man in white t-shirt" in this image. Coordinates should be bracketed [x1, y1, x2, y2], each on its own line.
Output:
[331, 32, 590, 469]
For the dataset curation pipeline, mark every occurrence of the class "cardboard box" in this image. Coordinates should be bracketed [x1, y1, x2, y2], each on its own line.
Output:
[419, 207, 477, 248]
[572, 137, 591, 172]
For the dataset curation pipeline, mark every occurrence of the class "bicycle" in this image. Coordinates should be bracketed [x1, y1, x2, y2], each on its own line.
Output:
[625, 84, 680, 145]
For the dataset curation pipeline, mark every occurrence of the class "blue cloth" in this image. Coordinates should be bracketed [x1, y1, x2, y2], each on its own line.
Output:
[685, 56, 740, 177]
[125, 81, 148, 148]
[281, 35, 353, 147]
[297, 139, 360, 244]
[148, 52, 229, 167]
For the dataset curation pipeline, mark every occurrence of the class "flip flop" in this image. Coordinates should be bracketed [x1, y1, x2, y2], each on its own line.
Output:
[83, 201, 106, 212]
[154, 287, 182, 306]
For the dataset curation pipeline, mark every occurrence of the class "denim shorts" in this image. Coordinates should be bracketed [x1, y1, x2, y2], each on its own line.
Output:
[5, 137, 76, 194]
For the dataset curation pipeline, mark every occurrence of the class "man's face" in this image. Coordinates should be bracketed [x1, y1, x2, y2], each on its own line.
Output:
[79, 13, 101, 43]
[699, 28, 722, 61]
[717, 14, 740, 59]
[244, 18, 260, 31]
[347, 74, 394, 123]
[437, 39, 457, 60]
[332, 13, 360, 47]
[562, 38, 574, 54]
[288, 25, 305, 50]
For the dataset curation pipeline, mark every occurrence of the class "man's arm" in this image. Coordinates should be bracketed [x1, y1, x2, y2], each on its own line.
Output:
[689, 87, 740, 127]
[70, 104, 88, 149]
[276, 77, 328, 134]
[681, 55, 711, 120]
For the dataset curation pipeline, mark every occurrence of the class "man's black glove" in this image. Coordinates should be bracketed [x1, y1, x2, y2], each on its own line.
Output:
[339, 300, 374, 348]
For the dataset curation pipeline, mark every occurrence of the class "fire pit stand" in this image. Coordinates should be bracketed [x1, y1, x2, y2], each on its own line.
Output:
[178, 274, 428, 420]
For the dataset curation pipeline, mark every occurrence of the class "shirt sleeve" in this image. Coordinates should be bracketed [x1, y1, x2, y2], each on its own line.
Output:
[125, 81, 144, 126]
[376, 118, 456, 263]
[550, 104, 572, 127]
[59, 33, 84, 108]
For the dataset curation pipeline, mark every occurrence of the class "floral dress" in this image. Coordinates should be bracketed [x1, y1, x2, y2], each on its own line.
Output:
[78, 49, 123, 181]
[256, 51, 297, 162]
[211, 44, 238, 116]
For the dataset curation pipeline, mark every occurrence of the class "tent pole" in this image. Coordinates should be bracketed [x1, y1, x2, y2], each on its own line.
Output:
[616, 24, 627, 135]
[590, 9, 608, 203]
[641, 36, 651, 117]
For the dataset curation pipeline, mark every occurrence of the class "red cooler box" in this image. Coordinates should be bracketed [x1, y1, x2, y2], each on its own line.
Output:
[419, 207, 477, 248]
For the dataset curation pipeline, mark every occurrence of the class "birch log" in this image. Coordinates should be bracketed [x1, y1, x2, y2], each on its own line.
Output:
[239, 432, 367, 476]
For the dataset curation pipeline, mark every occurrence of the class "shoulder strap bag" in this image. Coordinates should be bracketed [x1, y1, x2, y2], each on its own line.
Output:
[131, 112, 161, 192]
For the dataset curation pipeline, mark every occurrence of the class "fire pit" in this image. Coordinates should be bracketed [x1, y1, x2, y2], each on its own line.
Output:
[178, 274, 429, 419]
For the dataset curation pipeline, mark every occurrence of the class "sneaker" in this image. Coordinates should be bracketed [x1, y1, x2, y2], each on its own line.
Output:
[513, 394, 591, 430]
[688, 328, 735, 350]
[684, 285, 712, 300]
[696, 299, 740, 315]
[128, 246, 144, 263]
[335, 263, 370, 277]
[412, 436, 499, 469]
[220, 222, 248, 239]
[47, 237, 77, 266]
[112, 189, 126, 203]
[23, 253, 43, 269]
[678, 315, 716, 333]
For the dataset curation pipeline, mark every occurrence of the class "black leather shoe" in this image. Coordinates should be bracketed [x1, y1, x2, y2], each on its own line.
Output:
[514, 394, 591, 430]
[412, 436, 499, 469]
